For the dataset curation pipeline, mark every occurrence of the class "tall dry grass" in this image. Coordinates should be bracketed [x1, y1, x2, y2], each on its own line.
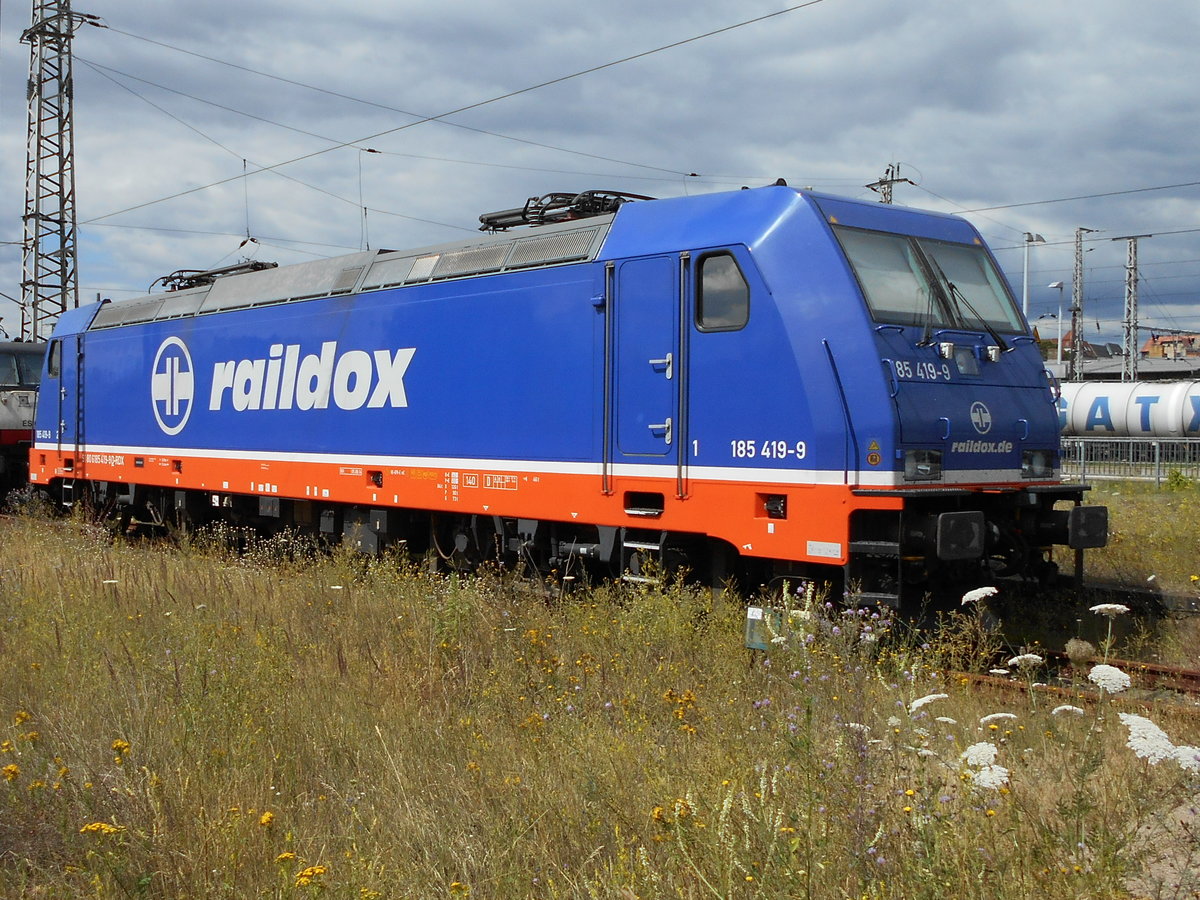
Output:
[0, 512, 1196, 898]
[1087, 479, 1200, 594]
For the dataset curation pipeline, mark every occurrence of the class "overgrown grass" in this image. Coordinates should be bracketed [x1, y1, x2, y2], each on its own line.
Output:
[0, 514, 1197, 898]
[1087, 480, 1200, 593]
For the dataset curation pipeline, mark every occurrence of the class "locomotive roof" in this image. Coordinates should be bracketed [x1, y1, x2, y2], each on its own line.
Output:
[87, 213, 616, 331]
[83, 185, 984, 333]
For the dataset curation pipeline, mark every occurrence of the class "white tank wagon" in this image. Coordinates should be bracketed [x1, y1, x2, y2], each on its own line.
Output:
[1059, 381, 1200, 437]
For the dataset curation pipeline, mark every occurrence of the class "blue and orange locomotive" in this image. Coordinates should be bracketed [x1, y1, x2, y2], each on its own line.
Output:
[29, 184, 1106, 605]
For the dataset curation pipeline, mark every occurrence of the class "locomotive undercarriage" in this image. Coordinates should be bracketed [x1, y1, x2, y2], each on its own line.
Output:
[848, 486, 1108, 606]
[65, 479, 1106, 608]
[72, 479, 725, 587]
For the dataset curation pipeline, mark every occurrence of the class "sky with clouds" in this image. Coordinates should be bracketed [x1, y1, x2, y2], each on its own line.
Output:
[0, 0, 1197, 345]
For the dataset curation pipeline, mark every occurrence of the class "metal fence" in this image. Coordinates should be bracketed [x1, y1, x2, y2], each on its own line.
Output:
[1060, 437, 1200, 485]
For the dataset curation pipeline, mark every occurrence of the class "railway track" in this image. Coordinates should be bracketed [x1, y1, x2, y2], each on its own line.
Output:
[1078, 580, 1200, 616]
[963, 655, 1200, 713]
[1048, 653, 1200, 697]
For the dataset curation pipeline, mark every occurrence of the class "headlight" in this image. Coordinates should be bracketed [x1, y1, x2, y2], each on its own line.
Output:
[904, 449, 942, 481]
[1021, 449, 1055, 479]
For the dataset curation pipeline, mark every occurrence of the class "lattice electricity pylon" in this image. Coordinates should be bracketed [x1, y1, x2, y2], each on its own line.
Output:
[20, 0, 99, 342]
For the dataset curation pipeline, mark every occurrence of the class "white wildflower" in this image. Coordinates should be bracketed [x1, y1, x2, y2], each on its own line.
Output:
[887, 716, 902, 728]
[1007, 653, 1043, 668]
[979, 712, 1017, 726]
[909, 693, 948, 713]
[935, 716, 958, 725]
[961, 742, 998, 766]
[961, 586, 999, 606]
[916, 748, 937, 758]
[1119, 713, 1175, 764]
[970, 764, 1010, 791]
[1088, 663, 1131, 694]
[1089, 603, 1129, 618]
[1051, 705, 1086, 717]
[845, 723, 870, 733]
[988, 668, 1010, 676]
[1174, 746, 1200, 773]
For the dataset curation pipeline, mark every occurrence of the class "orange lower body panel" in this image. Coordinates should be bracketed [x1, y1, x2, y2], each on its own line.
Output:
[30, 448, 903, 567]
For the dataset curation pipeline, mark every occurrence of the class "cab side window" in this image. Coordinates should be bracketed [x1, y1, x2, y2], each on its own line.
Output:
[0, 354, 18, 386]
[697, 253, 749, 331]
[47, 340, 61, 378]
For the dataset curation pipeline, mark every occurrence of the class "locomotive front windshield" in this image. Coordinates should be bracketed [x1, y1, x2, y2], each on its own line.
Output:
[834, 226, 1024, 334]
[0, 349, 42, 387]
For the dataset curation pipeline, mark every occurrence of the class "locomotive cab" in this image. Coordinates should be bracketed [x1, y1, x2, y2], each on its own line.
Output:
[0, 342, 43, 492]
[810, 195, 1107, 599]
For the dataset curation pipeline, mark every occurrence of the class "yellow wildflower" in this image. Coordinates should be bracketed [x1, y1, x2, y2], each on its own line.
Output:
[13, 710, 30, 726]
[294, 864, 328, 887]
[111, 739, 131, 755]
[276, 852, 297, 863]
[80, 822, 125, 836]
[259, 811, 274, 827]
[3, 764, 19, 782]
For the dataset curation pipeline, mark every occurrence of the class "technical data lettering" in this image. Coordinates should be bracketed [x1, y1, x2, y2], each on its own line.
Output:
[84, 453, 126, 467]
[730, 439, 808, 460]
[894, 360, 952, 381]
[458, 473, 519, 491]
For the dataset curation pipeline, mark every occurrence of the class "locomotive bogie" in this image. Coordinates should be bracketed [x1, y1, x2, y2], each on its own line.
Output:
[29, 186, 1105, 607]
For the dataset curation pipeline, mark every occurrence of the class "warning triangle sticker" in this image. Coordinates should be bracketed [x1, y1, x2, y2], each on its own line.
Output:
[867, 440, 880, 451]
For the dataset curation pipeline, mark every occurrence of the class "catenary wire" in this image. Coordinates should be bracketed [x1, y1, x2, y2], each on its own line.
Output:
[77, 59, 477, 234]
[84, 1, 830, 224]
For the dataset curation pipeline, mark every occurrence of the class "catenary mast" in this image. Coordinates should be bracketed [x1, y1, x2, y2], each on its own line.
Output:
[20, 0, 96, 341]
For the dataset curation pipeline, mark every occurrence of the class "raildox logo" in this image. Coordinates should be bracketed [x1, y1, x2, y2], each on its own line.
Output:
[151, 338, 416, 435]
[969, 401, 992, 435]
[151, 337, 195, 435]
[209, 341, 416, 413]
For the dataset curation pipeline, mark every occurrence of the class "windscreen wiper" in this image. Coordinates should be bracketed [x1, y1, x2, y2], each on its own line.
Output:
[916, 282, 938, 346]
[924, 254, 1009, 353]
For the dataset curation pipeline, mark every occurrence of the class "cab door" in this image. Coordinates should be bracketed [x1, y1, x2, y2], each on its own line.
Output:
[51, 334, 85, 462]
[612, 255, 681, 459]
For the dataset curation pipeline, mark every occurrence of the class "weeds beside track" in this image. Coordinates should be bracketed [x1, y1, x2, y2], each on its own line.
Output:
[0, 514, 1198, 899]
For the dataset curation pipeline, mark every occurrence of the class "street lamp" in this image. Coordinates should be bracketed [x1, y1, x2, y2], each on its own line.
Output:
[1048, 281, 1065, 365]
[1022, 232, 1046, 317]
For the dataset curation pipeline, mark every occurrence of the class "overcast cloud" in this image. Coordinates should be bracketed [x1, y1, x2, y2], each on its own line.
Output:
[0, 0, 1197, 344]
